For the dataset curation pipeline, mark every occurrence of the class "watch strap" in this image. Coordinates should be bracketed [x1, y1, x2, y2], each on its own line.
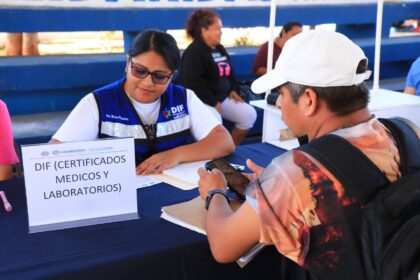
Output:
[205, 189, 230, 210]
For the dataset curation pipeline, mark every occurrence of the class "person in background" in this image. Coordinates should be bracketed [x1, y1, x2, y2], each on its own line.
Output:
[51, 30, 234, 175]
[178, 9, 257, 146]
[5, 33, 39, 56]
[404, 56, 420, 96]
[0, 100, 19, 181]
[198, 30, 420, 280]
[252, 21, 302, 76]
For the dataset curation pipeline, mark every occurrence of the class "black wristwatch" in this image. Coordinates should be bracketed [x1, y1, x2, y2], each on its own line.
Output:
[205, 189, 230, 210]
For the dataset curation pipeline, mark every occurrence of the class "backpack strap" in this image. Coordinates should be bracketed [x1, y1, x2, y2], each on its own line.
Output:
[298, 134, 388, 205]
[298, 117, 420, 205]
[378, 118, 420, 176]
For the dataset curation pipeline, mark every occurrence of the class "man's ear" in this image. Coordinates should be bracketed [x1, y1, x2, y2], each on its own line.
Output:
[300, 88, 318, 116]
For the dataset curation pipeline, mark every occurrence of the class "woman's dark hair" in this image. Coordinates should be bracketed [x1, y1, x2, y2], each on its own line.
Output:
[279, 21, 303, 37]
[128, 30, 180, 71]
[285, 59, 370, 116]
[185, 9, 219, 40]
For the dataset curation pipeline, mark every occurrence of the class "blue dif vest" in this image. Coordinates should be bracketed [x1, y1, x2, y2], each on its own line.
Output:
[94, 79, 192, 165]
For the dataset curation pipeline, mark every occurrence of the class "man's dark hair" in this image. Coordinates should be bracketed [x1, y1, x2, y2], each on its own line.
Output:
[185, 9, 219, 40]
[279, 21, 303, 37]
[128, 30, 180, 71]
[284, 59, 370, 116]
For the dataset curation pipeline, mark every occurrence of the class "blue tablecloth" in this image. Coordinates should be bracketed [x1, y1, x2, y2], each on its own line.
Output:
[0, 143, 285, 280]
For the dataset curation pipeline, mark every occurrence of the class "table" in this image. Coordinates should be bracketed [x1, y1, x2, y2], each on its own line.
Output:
[0, 143, 285, 280]
[251, 89, 420, 143]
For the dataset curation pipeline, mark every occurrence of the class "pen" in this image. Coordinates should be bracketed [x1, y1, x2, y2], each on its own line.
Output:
[0, 191, 12, 212]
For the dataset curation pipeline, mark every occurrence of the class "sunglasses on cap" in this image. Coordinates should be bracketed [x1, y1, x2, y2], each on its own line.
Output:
[130, 59, 172, 85]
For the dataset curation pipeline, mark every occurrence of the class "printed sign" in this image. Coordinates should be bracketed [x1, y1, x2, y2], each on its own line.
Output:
[2, 0, 380, 8]
[21, 138, 138, 233]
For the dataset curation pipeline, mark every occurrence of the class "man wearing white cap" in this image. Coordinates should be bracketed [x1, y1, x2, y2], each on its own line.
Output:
[197, 30, 420, 279]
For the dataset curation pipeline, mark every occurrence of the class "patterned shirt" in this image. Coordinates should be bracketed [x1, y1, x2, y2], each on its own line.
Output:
[246, 117, 420, 279]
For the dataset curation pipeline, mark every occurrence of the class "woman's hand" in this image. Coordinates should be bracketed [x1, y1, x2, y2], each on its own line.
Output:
[228, 90, 244, 103]
[197, 167, 227, 199]
[136, 149, 181, 175]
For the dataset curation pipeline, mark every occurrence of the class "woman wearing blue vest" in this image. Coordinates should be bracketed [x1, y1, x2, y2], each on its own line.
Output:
[51, 30, 235, 175]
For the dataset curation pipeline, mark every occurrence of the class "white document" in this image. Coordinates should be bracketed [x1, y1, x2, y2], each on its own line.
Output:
[161, 211, 205, 235]
[152, 160, 208, 190]
[153, 160, 245, 190]
[267, 139, 299, 150]
[21, 138, 138, 233]
[136, 175, 161, 189]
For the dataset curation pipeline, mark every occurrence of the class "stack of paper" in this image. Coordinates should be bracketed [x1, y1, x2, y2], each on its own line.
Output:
[161, 196, 264, 267]
[161, 196, 207, 234]
[152, 160, 208, 190]
[136, 175, 161, 189]
[152, 160, 245, 191]
[267, 139, 299, 150]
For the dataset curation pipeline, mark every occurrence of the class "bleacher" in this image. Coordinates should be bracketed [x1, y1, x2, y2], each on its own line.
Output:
[0, 1, 419, 144]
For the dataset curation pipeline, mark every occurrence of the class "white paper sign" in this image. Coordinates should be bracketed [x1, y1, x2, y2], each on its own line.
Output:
[21, 138, 138, 233]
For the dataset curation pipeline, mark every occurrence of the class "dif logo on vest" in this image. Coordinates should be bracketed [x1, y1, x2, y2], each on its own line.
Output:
[164, 105, 187, 120]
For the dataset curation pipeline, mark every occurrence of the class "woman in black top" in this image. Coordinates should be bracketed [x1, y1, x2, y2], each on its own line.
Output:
[178, 9, 257, 145]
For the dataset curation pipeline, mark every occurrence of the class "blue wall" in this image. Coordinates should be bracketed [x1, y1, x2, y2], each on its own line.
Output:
[1, 3, 419, 37]
[0, 1, 419, 117]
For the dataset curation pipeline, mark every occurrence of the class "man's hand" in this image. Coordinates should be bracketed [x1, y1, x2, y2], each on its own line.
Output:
[228, 90, 245, 103]
[242, 159, 265, 181]
[136, 150, 181, 175]
[197, 167, 227, 199]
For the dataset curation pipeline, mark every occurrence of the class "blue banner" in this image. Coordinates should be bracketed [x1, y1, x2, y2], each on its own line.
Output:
[2, 0, 380, 8]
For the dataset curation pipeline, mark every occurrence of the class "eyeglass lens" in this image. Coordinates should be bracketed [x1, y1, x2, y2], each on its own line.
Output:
[130, 60, 171, 85]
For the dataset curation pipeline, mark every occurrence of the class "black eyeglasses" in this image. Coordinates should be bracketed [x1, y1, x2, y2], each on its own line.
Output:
[130, 59, 172, 85]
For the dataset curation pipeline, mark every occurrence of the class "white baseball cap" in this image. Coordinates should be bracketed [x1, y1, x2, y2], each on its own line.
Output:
[251, 30, 371, 94]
